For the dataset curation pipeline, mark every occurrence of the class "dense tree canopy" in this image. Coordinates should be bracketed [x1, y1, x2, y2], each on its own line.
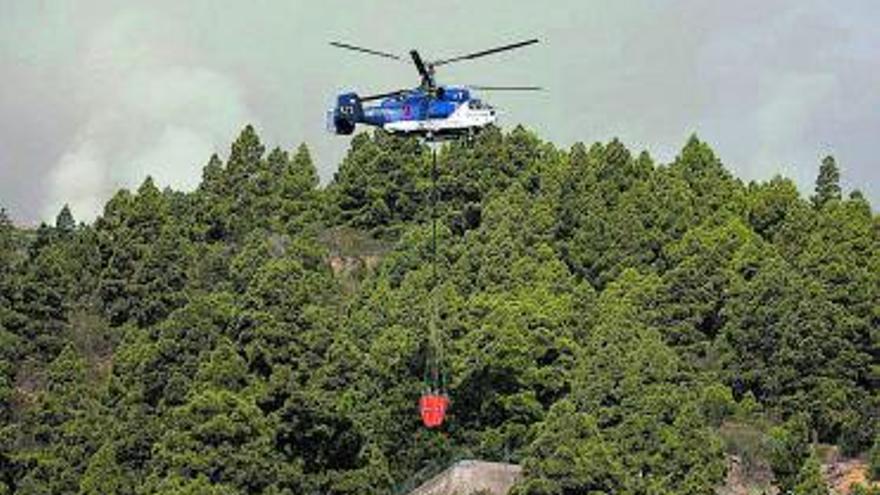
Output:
[0, 126, 877, 494]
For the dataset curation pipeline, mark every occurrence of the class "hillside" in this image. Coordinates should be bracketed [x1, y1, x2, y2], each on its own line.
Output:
[0, 125, 878, 494]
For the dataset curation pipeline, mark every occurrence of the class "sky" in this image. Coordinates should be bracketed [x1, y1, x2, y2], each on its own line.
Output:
[0, 1, 878, 224]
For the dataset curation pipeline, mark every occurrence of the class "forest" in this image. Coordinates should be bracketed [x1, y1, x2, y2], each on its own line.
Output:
[0, 125, 878, 494]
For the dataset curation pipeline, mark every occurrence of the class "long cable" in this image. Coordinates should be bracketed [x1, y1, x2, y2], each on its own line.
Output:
[431, 146, 438, 293]
[429, 144, 440, 389]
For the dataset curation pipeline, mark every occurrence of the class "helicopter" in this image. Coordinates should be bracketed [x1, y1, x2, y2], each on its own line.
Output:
[327, 39, 540, 140]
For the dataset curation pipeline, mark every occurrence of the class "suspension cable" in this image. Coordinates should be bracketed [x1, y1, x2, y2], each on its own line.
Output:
[431, 145, 438, 291]
[430, 144, 439, 389]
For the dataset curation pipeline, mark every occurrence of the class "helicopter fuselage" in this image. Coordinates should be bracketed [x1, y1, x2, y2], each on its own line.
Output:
[329, 86, 496, 139]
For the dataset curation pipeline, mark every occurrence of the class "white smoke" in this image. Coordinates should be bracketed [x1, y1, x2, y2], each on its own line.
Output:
[43, 9, 255, 221]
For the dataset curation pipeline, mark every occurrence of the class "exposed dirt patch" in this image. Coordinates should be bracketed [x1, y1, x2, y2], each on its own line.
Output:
[823, 456, 875, 494]
[718, 455, 776, 495]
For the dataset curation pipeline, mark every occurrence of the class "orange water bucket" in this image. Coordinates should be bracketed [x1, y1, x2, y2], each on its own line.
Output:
[419, 393, 449, 428]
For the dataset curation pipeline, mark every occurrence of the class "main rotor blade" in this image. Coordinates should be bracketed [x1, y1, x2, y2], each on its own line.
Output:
[469, 85, 543, 91]
[409, 49, 433, 87]
[330, 41, 401, 60]
[361, 90, 406, 102]
[432, 38, 539, 67]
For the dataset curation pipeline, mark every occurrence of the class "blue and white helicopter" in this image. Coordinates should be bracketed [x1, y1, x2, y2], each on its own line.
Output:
[328, 39, 540, 140]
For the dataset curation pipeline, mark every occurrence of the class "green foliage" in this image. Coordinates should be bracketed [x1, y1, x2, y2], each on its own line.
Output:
[514, 271, 726, 494]
[11, 345, 108, 494]
[1, 126, 877, 494]
[329, 131, 427, 236]
[512, 400, 624, 495]
[871, 436, 880, 481]
[792, 452, 828, 495]
[148, 389, 286, 493]
[79, 443, 132, 495]
[766, 415, 811, 493]
[701, 382, 736, 427]
[718, 421, 769, 481]
[851, 484, 880, 495]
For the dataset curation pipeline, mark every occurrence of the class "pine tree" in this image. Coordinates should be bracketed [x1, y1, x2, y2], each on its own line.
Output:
[79, 443, 133, 495]
[148, 389, 286, 493]
[512, 400, 624, 495]
[291, 143, 319, 191]
[813, 155, 841, 208]
[280, 143, 321, 232]
[671, 134, 743, 218]
[55, 204, 76, 234]
[196, 154, 231, 241]
[793, 452, 828, 495]
[14, 345, 107, 494]
[0, 207, 16, 314]
[0, 207, 11, 256]
[870, 436, 880, 481]
[227, 124, 265, 182]
[767, 415, 811, 493]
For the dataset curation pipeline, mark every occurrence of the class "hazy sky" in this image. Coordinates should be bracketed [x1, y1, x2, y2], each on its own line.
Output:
[1, 1, 878, 224]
